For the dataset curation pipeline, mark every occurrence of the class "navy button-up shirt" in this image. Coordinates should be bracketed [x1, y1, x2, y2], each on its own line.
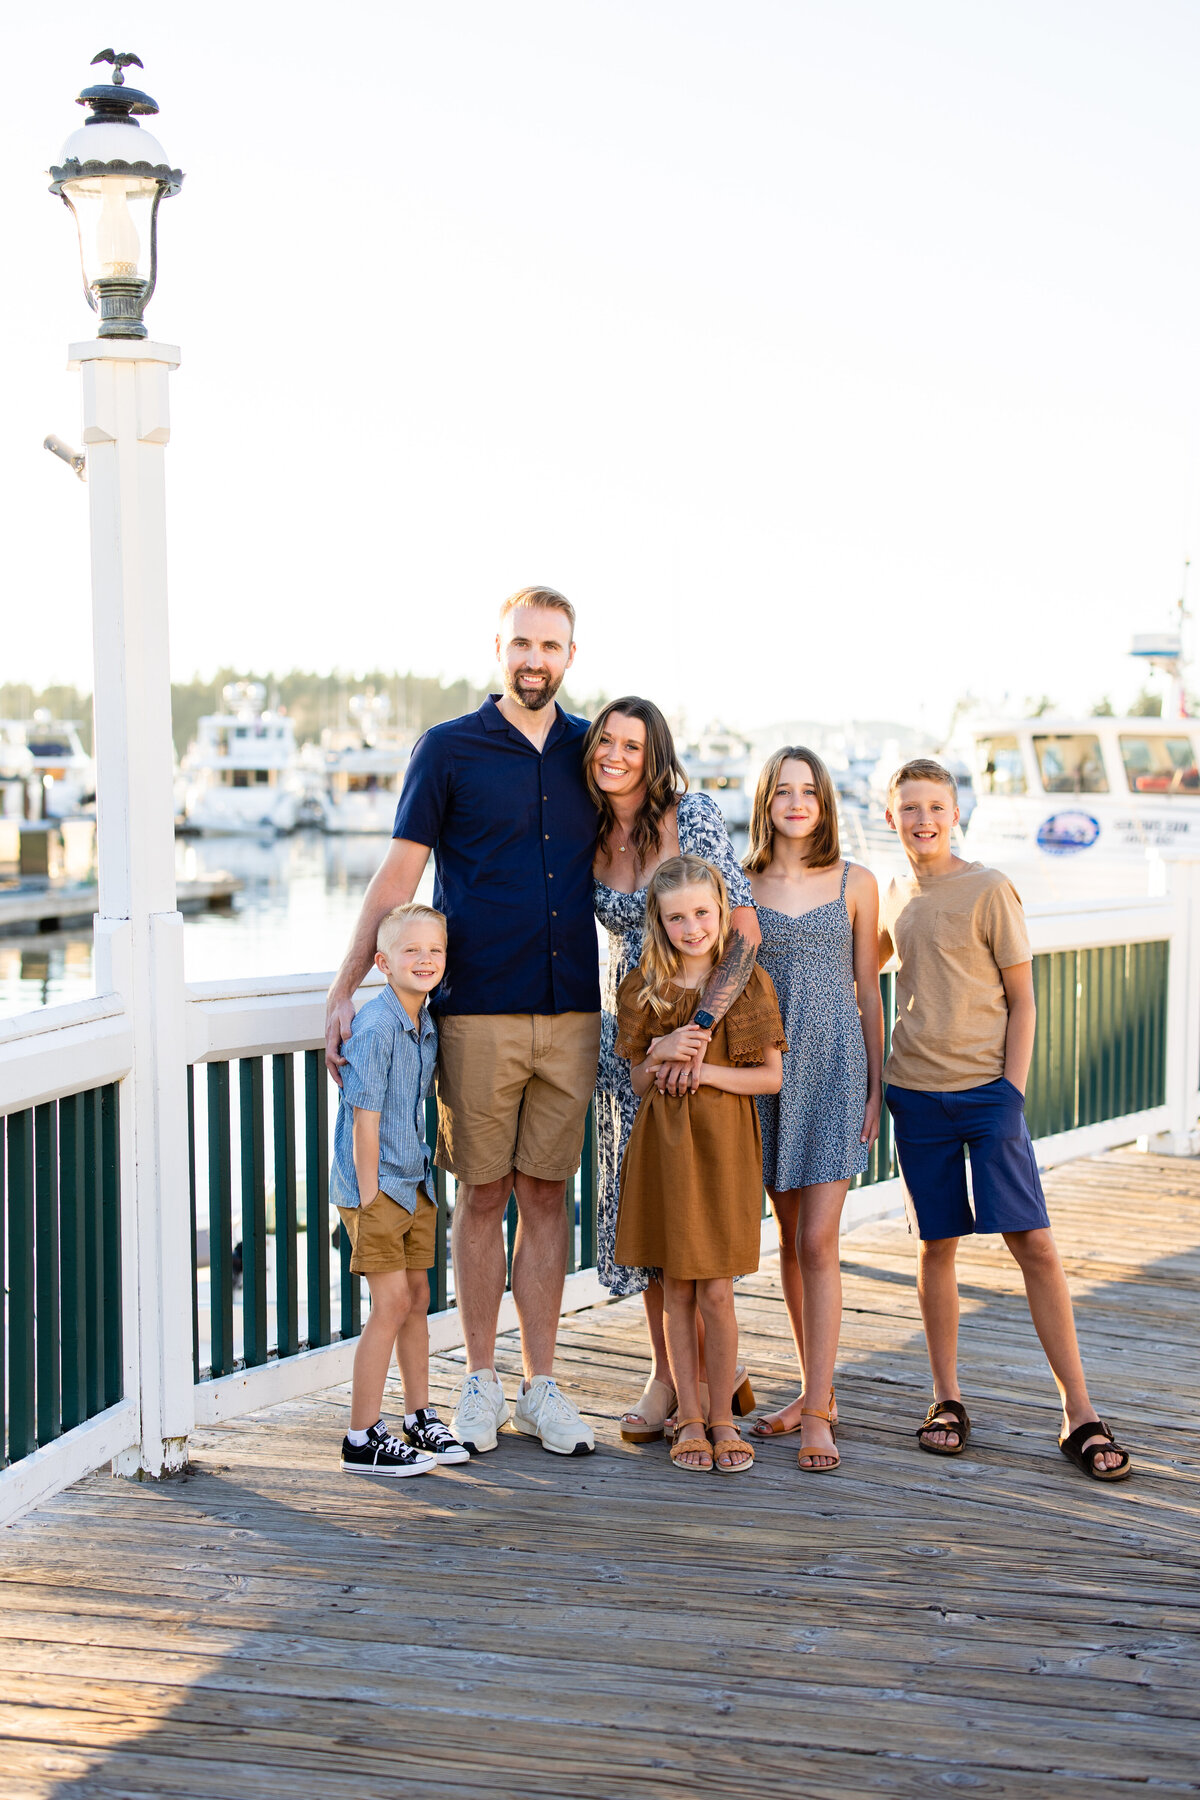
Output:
[330, 985, 437, 1212]
[392, 696, 600, 1016]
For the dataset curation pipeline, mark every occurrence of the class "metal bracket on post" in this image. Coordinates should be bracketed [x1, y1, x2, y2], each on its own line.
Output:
[71, 338, 193, 1478]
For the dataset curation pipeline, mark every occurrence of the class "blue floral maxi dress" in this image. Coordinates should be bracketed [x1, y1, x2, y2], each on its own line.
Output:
[756, 861, 870, 1189]
[592, 791, 754, 1295]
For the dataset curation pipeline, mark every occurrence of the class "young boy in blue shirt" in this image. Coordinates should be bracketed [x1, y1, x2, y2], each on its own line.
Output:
[331, 902, 470, 1475]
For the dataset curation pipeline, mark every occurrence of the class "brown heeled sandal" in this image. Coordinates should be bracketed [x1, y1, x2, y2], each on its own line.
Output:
[751, 1385, 837, 1439]
[620, 1377, 677, 1444]
[709, 1421, 755, 1474]
[796, 1406, 840, 1472]
[670, 1418, 713, 1472]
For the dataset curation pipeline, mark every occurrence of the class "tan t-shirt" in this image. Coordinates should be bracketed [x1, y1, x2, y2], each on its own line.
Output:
[880, 861, 1031, 1092]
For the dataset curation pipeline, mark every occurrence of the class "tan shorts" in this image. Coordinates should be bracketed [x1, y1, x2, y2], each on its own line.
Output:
[336, 1189, 438, 1274]
[435, 1011, 602, 1185]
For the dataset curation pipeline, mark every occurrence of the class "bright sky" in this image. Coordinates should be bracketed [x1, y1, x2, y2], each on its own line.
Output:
[5, 1, 1200, 738]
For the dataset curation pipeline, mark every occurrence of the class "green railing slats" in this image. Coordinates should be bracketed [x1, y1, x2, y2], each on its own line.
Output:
[272, 1054, 299, 1359]
[101, 1084, 122, 1408]
[339, 1226, 360, 1340]
[207, 1062, 235, 1378]
[34, 1103, 61, 1447]
[304, 1049, 331, 1349]
[6, 1111, 35, 1464]
[57, 1092, 88, 1433]
[238, 1058, 269, 1368]
[424, 1094, 449, 1313]
[83, 1088, 104, 1417]
[2, 1083, 122, 1471]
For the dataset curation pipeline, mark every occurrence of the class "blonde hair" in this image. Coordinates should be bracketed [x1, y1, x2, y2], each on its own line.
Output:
[744, 745, 841, 874]
[637, 856, 730, 1019]
[377, 902, 447, 958]
[887, 758, 958, 805]
[498, 585, 576, 639]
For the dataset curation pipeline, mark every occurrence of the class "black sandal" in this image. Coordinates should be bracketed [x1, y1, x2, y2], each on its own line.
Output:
[1058, 1418, 1132, 1483]
[916, 1398, 971, 1456]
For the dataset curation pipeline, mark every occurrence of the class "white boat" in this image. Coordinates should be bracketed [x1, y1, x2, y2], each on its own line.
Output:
[181, 683, 304, 836]
[306, 694, 413, 835]
[965, 714, 1200, 865]
[680, 725, 754, 831]
[0, 712, 96, 819]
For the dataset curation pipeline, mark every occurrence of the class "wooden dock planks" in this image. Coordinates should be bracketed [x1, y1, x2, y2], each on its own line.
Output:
[0, 1148, 1197, 1798]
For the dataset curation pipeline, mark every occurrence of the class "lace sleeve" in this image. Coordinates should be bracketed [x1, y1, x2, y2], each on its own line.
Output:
[678, 793, 754, 908]
[614, 969, 655, 1063]
[724, 967, 788, 1065]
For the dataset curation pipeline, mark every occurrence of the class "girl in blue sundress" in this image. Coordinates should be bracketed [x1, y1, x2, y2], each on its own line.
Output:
[587, 697, 761, 1445]
[745, 746, 883, 1473]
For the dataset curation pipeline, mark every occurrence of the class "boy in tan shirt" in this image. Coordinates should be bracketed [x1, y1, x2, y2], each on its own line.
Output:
[878, 760, 1131, 1483]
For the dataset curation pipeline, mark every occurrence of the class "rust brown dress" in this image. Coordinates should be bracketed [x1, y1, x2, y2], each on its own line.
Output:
[613, 966, 787, 1280]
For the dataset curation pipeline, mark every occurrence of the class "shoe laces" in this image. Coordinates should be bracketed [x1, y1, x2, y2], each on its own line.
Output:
[366, 1425, 410, 1459]
[530, 1379, 575, 1425]
[459, 1374, 495, 1415]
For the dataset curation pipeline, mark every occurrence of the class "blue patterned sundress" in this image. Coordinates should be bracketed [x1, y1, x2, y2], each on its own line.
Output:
[756, 860, 870, 1188]
[592, 791, 754, 1295]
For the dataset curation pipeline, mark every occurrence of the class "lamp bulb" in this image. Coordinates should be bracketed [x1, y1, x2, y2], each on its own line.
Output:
[96, 186, 140, 279]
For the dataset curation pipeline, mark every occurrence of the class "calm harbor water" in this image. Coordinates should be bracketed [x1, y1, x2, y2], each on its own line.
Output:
[0, 819, 1152, 1019]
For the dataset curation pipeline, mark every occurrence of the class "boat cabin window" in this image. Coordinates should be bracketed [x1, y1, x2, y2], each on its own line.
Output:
[975, 735, 1026, 796]
[1118, 734, 1200, 795]
[1032, 734, 1108, 795]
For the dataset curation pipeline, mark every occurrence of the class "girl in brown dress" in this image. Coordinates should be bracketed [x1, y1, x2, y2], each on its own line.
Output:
[615, 856, 786, 1473]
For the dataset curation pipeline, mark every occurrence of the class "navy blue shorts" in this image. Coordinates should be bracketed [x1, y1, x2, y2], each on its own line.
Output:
[884, 1079, 1050, 1240]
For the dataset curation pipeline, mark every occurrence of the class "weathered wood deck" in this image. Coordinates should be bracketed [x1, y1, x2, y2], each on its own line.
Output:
[2, 1149, 1199, 1799]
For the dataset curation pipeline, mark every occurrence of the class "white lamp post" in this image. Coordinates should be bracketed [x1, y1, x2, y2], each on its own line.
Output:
[51, 53, 193, 1477]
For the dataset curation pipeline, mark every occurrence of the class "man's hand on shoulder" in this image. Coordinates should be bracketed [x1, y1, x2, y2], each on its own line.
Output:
[325, 992, 356, 1087]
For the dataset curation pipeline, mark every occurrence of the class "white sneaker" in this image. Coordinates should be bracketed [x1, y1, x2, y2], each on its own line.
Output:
[451, 1369, 510, 1454]
[512, 1376, 595, 1456]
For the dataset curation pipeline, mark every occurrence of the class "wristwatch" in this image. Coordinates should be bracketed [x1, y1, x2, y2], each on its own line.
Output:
[692, 1008, 715, 1031]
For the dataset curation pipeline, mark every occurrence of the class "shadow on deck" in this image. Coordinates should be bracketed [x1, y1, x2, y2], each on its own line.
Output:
[1, 1150, 1198, 1798]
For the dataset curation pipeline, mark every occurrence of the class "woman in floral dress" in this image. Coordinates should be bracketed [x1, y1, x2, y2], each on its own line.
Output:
[586, 697, 760, 1440]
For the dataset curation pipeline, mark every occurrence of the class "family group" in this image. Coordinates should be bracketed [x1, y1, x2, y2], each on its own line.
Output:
[323, 586, 1132, 1487]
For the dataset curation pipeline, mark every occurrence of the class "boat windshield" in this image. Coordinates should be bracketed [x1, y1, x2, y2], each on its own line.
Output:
[1032, 734, 1108, 794]
[975, 735, 1026, 796]
[1118, 734, 1200, 795]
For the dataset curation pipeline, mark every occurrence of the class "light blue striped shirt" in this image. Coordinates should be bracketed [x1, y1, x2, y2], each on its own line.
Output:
[330, 985, 438, 1213]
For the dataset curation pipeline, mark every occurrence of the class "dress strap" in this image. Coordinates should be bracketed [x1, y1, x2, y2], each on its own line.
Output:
[839, 858, 850, 899]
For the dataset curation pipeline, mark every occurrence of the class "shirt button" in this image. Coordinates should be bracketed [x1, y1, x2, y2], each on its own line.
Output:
[553, 951, 558, 957]
[543, 794, 548, 801]
[552, 910, 557, 917]
[548, 873, 553, 879]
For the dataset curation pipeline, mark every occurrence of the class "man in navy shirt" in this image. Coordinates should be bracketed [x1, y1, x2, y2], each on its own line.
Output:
[326, 588, 602, 1457]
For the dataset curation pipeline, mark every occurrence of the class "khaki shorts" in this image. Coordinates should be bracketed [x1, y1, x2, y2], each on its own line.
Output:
[336, 1189, 438, 1274]
[435, 1011, 602, 1185]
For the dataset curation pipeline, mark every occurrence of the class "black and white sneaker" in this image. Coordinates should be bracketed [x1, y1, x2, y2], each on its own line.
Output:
[341, 1423, 437, 1477]
[403, 1408, 472, 1464]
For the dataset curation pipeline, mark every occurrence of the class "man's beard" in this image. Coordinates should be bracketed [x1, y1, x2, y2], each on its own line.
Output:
[503, 666, 562, 712]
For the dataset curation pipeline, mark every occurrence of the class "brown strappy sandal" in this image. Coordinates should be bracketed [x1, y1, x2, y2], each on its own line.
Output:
[751, 1385, 837, 1439]
[669, 1418, 713, 1472]
[709, 1420, 755, 1474]
[796, 1405, 840, 1472]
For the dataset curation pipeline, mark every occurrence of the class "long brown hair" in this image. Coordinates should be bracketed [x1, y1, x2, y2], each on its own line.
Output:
[583, 696, 687, 866]
[637, 856, 731, 1019]
[744, 745, 841, 873]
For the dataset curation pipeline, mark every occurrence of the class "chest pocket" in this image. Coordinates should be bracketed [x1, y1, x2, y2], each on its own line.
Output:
[933, 910, 975, 951]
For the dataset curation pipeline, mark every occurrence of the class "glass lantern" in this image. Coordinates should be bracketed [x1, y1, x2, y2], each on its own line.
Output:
[49, 56, 183, 340]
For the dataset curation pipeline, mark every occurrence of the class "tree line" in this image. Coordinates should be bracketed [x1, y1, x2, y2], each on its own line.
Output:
[1, 671, 608, 759]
